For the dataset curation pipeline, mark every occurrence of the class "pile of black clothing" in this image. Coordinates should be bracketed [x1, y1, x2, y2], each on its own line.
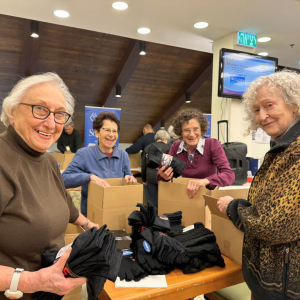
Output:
[169, 222, 225, 274]
[163, 211, 184, 232]
[32, 225, 122, 300]
[119, 203, 225, 281]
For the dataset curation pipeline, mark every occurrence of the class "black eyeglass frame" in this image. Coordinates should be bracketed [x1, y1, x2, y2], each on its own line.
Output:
[19, 103, 71, 124]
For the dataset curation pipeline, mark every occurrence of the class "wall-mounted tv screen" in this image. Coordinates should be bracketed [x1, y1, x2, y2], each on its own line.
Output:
[218, 48, 278, 99]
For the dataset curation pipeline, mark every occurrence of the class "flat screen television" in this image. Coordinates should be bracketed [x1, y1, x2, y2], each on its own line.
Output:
[218, 48, 278, 99]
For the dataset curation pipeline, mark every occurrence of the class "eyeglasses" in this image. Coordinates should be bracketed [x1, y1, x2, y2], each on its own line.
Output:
[182, 128, 201, 135]
[100, 128, 119, 135]
[19, 103, 71, 124]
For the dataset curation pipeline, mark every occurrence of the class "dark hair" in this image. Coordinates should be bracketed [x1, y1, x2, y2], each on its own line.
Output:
[173, 108, 208, 137]
[93, 111, 120, 132]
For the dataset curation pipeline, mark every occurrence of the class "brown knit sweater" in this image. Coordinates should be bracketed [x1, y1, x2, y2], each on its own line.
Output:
[0, 126, 79, 300]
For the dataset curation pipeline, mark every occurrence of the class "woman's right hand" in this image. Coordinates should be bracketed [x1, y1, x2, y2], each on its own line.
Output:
[158, 166, 174, 181]
[90, 175, 110, 187]
[34, 247, 86, 295]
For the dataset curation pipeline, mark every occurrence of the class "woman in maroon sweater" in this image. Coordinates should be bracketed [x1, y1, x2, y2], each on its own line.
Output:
[158, 108, 235, 198]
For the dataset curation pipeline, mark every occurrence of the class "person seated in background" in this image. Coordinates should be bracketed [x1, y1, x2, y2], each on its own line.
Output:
[0, 72, 98, 300]
[57, 120, 82, 153]
[125, 124, 155, 156]
[62, 111, 136, 216]
[167, 125, 180, 146]
[142, 130, 170, 209]
[158, 108, 235, 198]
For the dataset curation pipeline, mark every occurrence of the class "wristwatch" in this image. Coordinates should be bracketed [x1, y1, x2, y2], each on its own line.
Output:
[4, 268, 24, 299]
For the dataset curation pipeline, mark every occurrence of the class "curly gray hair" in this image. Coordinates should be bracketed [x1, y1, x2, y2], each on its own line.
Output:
[1, 72, 75, 127]
[242, 70, 300, 134]
[155, 130, 170, 141]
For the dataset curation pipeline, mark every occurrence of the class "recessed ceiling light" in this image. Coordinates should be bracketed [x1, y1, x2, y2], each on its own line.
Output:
[137, 28, 151, 34]
[31, 33, 39, 38]
[112, 2, 128, 10]
[258, 52, 268, 56]
[258, 37, 271, 43]
[194, 22, 209, 29]
[53, 10, 70, 18]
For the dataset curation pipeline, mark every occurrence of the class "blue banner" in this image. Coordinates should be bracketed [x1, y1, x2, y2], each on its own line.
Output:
[203, 114, 211, 138]
[84, 106, 121, 147]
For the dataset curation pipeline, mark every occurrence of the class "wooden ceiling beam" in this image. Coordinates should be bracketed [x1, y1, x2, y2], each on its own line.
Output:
[99, 39, 147, 107]
[20, 20, 41, 77]
[152, 56, 213, 131]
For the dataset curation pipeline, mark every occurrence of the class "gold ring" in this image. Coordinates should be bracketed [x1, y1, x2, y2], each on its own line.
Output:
[193, 188, 196, 191]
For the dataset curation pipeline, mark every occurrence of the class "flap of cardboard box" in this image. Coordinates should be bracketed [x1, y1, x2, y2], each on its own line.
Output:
[203, 195, 229, 220]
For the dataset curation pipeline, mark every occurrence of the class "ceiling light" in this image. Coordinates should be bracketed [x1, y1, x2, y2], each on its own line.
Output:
[137, 28, 151, 34]
[31, 21, 39, 38]
[194, 22, 209, 29]
[258, 37, 271, 43]
[116, 86, 121, 97]
[186, 93, 191, 103]
[112, 2, 128, 10]
[139, 41, 146, 55]
[258, 52, 268, 56]
[53, 10, 70, 18]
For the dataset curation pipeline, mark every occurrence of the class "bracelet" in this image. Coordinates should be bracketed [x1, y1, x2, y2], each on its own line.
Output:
[81, 218, 90, 230]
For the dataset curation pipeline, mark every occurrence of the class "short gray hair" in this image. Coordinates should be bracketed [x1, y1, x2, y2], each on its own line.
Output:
[243, 70, 300, 134]
[64, 120, 74, 128]
[1, 72, 75, 127]
[155, 130, 170, 141]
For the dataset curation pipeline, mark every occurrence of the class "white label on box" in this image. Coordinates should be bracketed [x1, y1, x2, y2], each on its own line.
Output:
[182, 224, 195, 232]
[54, 243, 72, 263]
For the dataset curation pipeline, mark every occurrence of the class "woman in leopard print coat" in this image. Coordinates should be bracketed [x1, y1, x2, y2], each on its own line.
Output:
[217, 71, 300, 300]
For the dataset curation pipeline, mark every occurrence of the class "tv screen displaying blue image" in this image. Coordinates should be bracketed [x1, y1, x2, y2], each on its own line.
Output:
[218, 48, 278, 99]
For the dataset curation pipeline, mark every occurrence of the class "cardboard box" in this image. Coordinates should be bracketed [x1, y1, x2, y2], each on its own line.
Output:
[128, 152, 141, 169]
[204, 195, 245, 265]
[87, 179, 143, 233]
[158, 177, 249, 228]
[66, 223, 84, 234]
[52, 152, 75, 170]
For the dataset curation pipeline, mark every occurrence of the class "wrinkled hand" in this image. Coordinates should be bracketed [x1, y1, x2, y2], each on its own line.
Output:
[34, 247, 86, 295]
[158, 166, 173, 181]
[90, 175, 110, 187]
[187, 179, 210, 198]
[85, 220, 100, 230]
[125, 175, 137, 183]
[217, 196, 234, 214]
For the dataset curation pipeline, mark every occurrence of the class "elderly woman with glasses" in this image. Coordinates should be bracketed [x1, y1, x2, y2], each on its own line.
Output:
[158, 108, 235, 198]
[62, 111, 136, 216]
[0, 73, 98, 300]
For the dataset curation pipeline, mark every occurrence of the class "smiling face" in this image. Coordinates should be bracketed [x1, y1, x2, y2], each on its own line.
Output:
[9, 82, 67, 152]
[95, 119, 118, 152]
[182, 118, 202, 151]
[253, 85, 298, 139]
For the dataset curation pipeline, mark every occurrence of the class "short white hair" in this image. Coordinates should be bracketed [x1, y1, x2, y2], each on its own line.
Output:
[1, 72, 75, 127]
[155, 130, 170, 141]
[242, 70, 300, 134]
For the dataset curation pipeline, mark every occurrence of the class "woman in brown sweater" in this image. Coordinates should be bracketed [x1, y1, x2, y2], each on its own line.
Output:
[0, 73, 98, 300]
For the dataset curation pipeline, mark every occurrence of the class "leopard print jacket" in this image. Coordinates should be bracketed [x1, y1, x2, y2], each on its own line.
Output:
[227, 121, 300, 300]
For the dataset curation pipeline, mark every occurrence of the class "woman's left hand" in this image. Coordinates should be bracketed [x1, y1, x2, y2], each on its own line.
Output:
[125, 175, 137, 183]
[217, 196, 234, 214]
[187, 179, 210, 198]
[85, 220, 100, 231]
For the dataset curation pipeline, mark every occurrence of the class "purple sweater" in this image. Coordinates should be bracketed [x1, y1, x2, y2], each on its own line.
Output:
[158, 139, 235, 189]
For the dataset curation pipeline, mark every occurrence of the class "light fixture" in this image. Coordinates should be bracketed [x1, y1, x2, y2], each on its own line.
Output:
[258, 37, 271, 43]
[186, 93, 191, 103]
[53, 10, 70, 18]
[258, 52, 268, 56]
[139, 41, 146, 55]
[194, 22, 209, 29]
[112, 2, 128, 10]
[160, 120, 165, 129]
[31, 21, 39, 38]
[137, 27, 151, 34]
[116, 86, 121, 97]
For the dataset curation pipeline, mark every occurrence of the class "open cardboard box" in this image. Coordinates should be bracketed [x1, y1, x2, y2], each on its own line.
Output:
[158, 177, 249, 228]
[87, 178, 143, 233]
[204, 195, 245, 265]
[52, 152, 75, 170]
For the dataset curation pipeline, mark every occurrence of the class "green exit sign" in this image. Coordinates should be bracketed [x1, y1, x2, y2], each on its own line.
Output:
[236, 31, 257, 48]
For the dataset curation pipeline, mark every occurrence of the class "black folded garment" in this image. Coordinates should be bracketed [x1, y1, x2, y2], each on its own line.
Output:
[32, 226, 122, 300]
[147, 144, 186, 178]
[118, 255, 148, 281]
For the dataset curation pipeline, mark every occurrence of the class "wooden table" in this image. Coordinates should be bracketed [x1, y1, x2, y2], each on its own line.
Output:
[98, 256, 244, 300]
